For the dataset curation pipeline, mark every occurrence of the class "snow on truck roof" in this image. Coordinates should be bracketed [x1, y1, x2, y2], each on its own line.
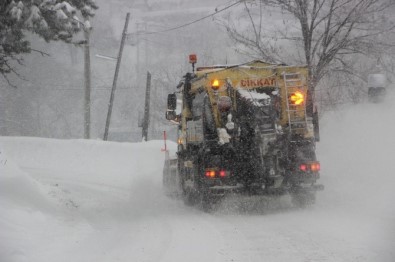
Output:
[196, 60, 307, 74]
[237, 89, 271, 107]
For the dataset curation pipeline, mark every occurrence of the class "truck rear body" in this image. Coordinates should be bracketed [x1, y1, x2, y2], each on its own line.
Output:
[165, 59, 323, 209]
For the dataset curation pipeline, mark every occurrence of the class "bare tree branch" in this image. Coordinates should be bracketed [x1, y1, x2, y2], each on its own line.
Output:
[224, 0, 395, 98]
[30, 49, 50, 57]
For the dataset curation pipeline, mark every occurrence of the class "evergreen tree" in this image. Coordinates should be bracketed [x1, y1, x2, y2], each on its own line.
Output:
[0, 0, 98, 85]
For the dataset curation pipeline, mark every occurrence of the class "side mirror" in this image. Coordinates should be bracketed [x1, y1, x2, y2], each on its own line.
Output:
[167, 94, 177, 110]
[166, 111, 176, 121]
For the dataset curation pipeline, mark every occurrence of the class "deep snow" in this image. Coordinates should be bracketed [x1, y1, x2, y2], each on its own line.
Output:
[1, 95, 395, 262]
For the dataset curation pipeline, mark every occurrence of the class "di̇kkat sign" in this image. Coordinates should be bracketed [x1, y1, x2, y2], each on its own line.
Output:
[240, 78, 277, 88]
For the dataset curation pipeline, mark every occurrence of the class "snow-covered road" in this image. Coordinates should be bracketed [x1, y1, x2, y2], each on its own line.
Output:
[1, 99, 395, 262]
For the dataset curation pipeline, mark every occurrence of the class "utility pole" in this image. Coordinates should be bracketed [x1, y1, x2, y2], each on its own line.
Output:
[103, 12, 131, 141]
[72, 17, 93, 140]
[84, 28, 91, 139]
[136, 22, 141, 89]
[142, 71, 151, 141]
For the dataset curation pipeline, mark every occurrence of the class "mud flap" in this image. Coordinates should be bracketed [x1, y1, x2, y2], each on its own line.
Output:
[291, 190, 316, 208]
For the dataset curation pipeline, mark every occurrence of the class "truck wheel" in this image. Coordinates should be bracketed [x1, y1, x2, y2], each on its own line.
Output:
[201, 194, 214, 212]
[183, 190, 198, 206]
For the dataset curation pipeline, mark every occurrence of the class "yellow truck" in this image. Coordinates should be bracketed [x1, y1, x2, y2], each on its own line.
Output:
[165, 57, 323, 210]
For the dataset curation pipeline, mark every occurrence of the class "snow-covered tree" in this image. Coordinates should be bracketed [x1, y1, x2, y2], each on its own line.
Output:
[0, 0, 98, 85]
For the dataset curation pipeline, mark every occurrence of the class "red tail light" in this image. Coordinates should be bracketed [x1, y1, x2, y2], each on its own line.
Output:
[299, 164, 307, 172]
[204, 170, 228, 178]
[299, 162, 320, 172]
[311, 162, 320, 172]
[205, 170, 216, 178]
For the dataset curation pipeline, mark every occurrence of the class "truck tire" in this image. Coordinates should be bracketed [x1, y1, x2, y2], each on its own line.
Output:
[201, 193, 216, 212]
[183, 189, 199, 206]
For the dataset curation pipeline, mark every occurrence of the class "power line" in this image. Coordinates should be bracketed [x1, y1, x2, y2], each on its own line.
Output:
[130, 0, 243, 36]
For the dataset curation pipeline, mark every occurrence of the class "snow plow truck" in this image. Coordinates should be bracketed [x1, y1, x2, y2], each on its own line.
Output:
[164, 55, 323, 209]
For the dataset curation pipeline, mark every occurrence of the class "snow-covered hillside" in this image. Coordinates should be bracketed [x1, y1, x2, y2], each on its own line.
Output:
[1, 96, 395, 261]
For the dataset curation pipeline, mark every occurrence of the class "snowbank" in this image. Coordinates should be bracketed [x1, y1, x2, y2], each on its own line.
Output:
[0, 147, 54, 209]
[0, 145, 61, 262]
[0, 138, 176, 188]
[0, 138, 177, 262]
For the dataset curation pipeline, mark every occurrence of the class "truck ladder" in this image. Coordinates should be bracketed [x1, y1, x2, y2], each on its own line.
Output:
[283, 72, 308, 132]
